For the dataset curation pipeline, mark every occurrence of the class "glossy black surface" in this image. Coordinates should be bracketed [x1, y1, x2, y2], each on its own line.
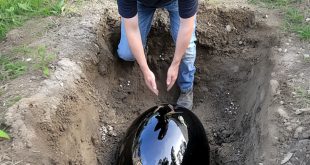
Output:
[117, 104, 210, 165]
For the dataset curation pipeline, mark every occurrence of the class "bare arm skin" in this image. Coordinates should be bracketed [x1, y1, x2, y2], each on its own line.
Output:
[167, 15, 196, 91]
[123, 15, 159, 95]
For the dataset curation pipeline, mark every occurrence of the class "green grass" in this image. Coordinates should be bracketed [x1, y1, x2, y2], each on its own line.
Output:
[0, 0, 65, 39]
[248, 0, 292, 7]
[295, 86, 310, 107]
[0, 130, 10, 140]
[14, 45, 56, 77]
[248, 0, 309, 40]
[284, 8, 310, 40]
[0, 55, 27, 81]
[0, 45, 56, 81]
[34, 46, 56, 77]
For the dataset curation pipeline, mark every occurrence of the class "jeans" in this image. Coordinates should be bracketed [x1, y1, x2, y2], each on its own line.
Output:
[117, 0, 196, 93]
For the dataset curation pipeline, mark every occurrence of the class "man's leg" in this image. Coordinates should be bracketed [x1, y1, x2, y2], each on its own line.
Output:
[117, 3, 156, 61]
[165, 0, 197, 110]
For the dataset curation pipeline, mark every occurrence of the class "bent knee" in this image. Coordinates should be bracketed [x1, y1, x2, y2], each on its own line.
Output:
[117, 49, 135, 61]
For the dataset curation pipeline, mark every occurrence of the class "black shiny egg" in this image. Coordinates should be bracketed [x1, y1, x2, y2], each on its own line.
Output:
[117, 104, 210, 165]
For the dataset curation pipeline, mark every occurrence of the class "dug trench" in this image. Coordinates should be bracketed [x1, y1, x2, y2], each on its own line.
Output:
[94, 6, 277, 164]
[4, 5, 278, 165]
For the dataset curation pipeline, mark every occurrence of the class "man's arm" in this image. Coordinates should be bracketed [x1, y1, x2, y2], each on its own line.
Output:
[167, 15, 196, 91]
[123, 15, 159, 95]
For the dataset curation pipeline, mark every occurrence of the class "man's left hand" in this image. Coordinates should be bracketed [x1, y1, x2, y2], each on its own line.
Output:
[166, 62, 180, 91]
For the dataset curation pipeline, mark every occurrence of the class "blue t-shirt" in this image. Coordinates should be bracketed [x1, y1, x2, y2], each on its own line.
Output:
[117, 0, 198, 19]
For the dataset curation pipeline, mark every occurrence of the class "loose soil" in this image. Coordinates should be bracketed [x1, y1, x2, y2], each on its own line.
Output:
[0, 0, 309, 165]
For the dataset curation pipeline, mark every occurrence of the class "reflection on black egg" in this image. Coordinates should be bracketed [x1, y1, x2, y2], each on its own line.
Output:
[117, 104, 210, 165]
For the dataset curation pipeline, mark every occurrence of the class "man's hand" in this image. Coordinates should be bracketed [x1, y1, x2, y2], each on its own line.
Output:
[143, 69, 159, 95]
[166, 62, 180, 91]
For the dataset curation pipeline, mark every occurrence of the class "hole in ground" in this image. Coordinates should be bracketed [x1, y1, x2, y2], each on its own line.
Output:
[92, 6, 277, 165]
[33, 6, 277, 165]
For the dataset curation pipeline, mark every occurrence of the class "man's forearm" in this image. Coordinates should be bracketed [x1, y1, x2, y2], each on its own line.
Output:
[123, 15, 149, 73]
[172, 15, 196, 66]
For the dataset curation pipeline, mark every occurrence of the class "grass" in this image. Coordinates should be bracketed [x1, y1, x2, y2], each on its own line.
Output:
[295, 86, 310, 108]
[0, 0, 65, 39]
[0, 130, 10, 140]
[13, 45, 56, 77]
[34, 46, 56, 77]
[248, 0, 291, 6]
[0, 55, 27, 81]
[248, 0, 309, 40]
[0, 45, 56, 81]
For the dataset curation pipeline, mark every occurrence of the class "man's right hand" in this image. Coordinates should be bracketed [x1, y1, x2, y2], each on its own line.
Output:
[142, 69, 159, 96]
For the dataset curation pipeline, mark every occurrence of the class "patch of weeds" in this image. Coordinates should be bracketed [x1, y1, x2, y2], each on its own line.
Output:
[284, 7, 310, 40]
[0, 130, 10, 140]
[285, 8, 304, 24]
[295, 86, 310, 107]
[34, 46, 56, 77]
[13, 45, 57, 77]
[0, 55, 27, 81]
[296, 25, 310, 40]
[0, 0, 66, 39]
[248, 0, 291, 7]
[5, 95, 22, 107]
[248, 0, 309, 40]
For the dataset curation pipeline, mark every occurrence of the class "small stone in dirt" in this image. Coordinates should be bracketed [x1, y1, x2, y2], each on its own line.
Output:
[301, 130, 310, 139]
[239, 41, 243, 45]
[306, 18, 310, 22]
[284, 49, 288, 53]
[263, 15, 268, 19]
[270, 79, 279, 96]
[303, 54, 310, 59]
[277, 107, 289, 119]
[30, 76, 36, 80]
[281, 152, 293, 164]
[98, 63, 107, 76]
[294, 127, 303, 139]
[278, 48, 283, 52]
[107, 125, 113, 132]
[91, 136, 99, 146]
[2, 155, 11, 161]
[225, 25, 232, 32]
[280, 101, 284, 105]
[26, 142, 32, 148]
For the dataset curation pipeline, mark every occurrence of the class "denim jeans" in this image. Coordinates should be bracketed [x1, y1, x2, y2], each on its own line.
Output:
[117, 0, 196, 93]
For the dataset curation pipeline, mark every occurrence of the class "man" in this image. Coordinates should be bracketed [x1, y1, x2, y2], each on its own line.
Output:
[117, 0, 198, 110]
